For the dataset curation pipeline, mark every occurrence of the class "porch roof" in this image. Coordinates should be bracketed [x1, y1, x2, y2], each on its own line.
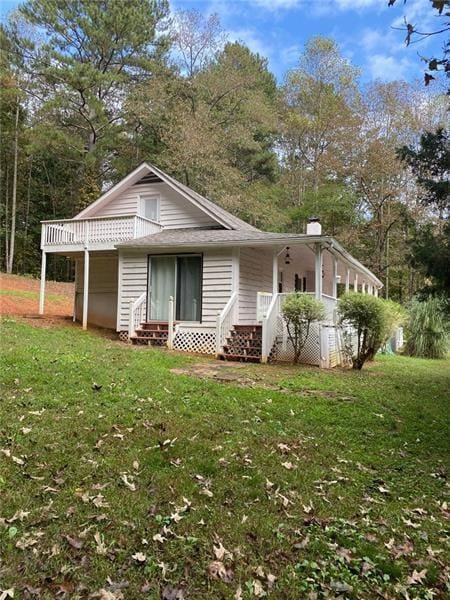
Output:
[117, 228, 383, 288]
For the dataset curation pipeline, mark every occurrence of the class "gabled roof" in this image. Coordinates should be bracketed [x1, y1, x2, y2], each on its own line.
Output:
[75, 162, 258, 232]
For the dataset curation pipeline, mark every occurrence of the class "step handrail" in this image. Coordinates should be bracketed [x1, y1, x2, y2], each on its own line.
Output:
[261, 293, 280, 362]
[216, 291, 238, 355]
[128, 292, 146, 340]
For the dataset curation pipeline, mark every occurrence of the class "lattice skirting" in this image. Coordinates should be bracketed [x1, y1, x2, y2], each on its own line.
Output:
[173, 326, 216, 355]
[270, 320, 321, 365]
[118, 330, 129, 342]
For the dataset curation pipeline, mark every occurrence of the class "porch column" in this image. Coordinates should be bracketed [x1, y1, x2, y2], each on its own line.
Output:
[354, 273, 358, 292]
[374, 287, 379, 297]
[368, 283, 373, 295]
[314, 243, 322, 300]
[82, 249, 89, 330]
[272, 250, 278, 295]
[232, 247, 240, 322]
[39, 251, 46, 315]
[361, 282, 366, 294]
[332, 256, 338, 299]
[345, 269, 350, 293]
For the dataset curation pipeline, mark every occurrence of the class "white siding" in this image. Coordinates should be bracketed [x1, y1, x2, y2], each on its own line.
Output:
[117, 251, 148, 330]
[75, 253, 118, 329]
[239, 247, 273, 325]
[202, 249, 233, 325]
[117, 248, 233, 330]
[89, 182, 217, 229]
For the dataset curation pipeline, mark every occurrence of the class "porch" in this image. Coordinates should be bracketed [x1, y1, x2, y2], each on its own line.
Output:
[124, 240, 380, 367]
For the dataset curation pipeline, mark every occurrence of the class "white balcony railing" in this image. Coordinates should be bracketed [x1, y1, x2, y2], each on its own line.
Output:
[41, 214, 162, 249]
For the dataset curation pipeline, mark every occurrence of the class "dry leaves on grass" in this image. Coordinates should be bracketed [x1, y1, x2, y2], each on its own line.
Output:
[208, 560, 234, 582]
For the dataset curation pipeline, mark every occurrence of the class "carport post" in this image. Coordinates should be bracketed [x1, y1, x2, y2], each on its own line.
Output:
[39, 250, 46, 315]
[82, 249, 89, 330]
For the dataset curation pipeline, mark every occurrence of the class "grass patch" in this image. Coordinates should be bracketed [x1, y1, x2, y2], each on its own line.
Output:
[0, 289, 68, 301]
[0, 318, 449, 598]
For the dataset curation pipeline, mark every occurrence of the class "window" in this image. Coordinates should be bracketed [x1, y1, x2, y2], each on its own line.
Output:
[140, 195, 160, 222]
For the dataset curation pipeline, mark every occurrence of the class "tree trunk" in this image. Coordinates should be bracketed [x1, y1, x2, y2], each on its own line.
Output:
[4, 164, 9, 270]
[7, 99, 20, 274]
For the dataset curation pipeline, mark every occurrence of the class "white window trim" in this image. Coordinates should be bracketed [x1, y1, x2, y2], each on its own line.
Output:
[139, 194, 160, 222]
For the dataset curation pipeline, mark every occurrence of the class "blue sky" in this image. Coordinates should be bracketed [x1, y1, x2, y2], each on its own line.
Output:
[1, 0, 443, 84]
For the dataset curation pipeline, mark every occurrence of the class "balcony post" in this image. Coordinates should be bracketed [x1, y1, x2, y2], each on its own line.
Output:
[314, 243, 322, 300]
[39, 250, 46, 315]
[82, 249, 89, 330]
[345, 269, 350, 293]
[354, 273, 358, 292]
[73, 260, 77, 322]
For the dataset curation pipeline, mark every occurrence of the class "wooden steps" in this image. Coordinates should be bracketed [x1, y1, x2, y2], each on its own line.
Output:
[131, 321, 173, 346]
[218, 325, 262, 363]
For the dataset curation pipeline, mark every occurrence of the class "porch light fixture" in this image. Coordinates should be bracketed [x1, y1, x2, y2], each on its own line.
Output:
[285, 247, 291, 265]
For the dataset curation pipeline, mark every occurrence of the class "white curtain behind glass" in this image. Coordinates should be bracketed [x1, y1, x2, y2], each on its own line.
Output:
[150, 257, 176, 320]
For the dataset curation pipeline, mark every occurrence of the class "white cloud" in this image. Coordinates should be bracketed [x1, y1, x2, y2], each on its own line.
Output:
[368, 53, 414, 81]
[280, 43, 303, 67]
[250, 0, 301, 10]
[227, 27, 272, 59]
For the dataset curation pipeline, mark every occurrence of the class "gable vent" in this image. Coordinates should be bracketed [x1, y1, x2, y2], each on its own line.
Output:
[135, 173, 163, 185]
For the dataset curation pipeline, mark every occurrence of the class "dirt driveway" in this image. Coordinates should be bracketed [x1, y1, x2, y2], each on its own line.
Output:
[0, 273, 74, 318]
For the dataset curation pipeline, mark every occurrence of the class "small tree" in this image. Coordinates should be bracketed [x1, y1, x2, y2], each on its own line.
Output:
[338, 293, 386, 370]
[281, 293, 325, 364]
[369, 299, 406, 359]
[405, 297, 448, 359]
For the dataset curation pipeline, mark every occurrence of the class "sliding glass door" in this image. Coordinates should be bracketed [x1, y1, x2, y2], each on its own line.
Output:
[148, 255, 202, 322]
[149, 256, 176, 321]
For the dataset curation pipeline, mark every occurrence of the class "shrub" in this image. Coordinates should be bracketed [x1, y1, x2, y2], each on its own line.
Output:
[369, 299, 407, 359]
[338, 293, 387, 370]
[405, 297, 448, 359]
[281, 293, 326, 364]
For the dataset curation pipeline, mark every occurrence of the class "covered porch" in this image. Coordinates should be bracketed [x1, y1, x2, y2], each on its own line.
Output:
[216, 239, 382, 366]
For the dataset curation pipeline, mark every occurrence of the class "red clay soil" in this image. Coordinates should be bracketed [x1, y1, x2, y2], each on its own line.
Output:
[0, 273, 74, 320]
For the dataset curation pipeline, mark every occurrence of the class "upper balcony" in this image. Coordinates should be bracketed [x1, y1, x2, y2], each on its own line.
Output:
[41, 214, 162, 252]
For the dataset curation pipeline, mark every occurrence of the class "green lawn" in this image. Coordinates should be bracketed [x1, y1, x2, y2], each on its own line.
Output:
[0, 318, 449, 599]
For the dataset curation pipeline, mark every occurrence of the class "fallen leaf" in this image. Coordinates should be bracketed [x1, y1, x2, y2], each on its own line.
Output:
[281, 461, 294, 470]
[120, 474, 136, 492]
[208, 561, 233, 582]
[132, 552, 147, 563]
[406, 569, 427, 585]
[213, 542, 233, 561]
[64, 534, 83, 550]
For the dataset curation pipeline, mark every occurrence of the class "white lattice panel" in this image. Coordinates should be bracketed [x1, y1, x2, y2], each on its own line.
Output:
[270, 319, 321, 366]
[173, 327, 217, 355]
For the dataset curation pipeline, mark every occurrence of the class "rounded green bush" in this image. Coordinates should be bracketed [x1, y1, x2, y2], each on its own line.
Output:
[281, 293, 326, 364]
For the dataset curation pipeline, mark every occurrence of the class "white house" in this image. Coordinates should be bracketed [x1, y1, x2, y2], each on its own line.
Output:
[39, 163, 382, 367]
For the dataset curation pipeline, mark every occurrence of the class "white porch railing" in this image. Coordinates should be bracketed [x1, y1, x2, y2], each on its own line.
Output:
[261, 292, 338, 363]
[41, 214, 161, 248]
[261, 293, 280, 362]
[216, 291, 238, 355]
[256, 292, 273, 322]
[320, 293, 337, 323]
[128, 293, 146, 339]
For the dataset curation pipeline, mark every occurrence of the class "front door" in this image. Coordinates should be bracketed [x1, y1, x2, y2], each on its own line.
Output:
[148, 255, 202, 322]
